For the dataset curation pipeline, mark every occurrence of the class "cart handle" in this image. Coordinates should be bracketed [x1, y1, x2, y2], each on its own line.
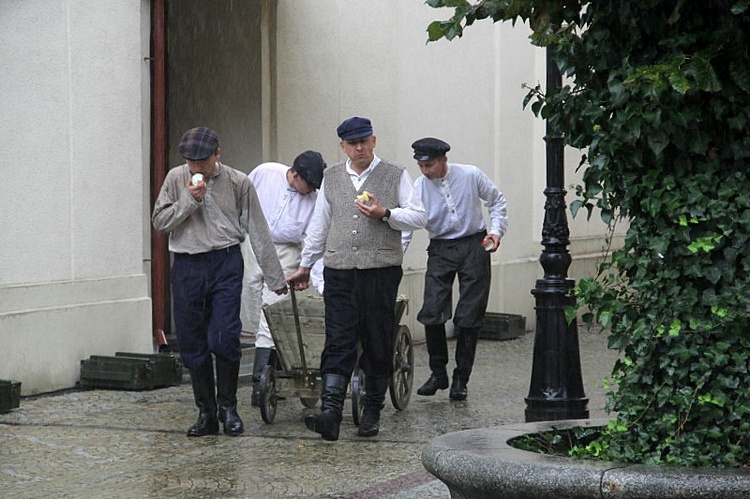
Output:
[289, 287, 308, 375]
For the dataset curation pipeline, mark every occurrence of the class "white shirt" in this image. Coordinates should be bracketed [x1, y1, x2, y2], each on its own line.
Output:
[248, 162, 318, 245]
[403, 162, 508, 246]
[300, 155, 427, 268]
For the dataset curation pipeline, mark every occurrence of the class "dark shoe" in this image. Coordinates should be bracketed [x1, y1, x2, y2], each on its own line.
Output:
[187, 362, 219, 437]
[449, 377, 468, 401]
[305, 410, 342, 441]
[357, 411, 381, 437]
[417, 373, 449, 396]
[187, 411, 220, 437]
[306, 373, 348, 441]
[218, 406, 244, 436]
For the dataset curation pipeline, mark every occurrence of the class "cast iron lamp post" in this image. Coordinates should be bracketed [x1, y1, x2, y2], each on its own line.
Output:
[525, 45, 589, 422]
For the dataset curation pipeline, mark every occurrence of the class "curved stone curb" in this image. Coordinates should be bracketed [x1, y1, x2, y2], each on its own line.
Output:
[421, 419, 750, 499]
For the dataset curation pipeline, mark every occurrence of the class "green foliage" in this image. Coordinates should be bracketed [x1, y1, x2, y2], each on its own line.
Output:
[428, 0, 750, 467]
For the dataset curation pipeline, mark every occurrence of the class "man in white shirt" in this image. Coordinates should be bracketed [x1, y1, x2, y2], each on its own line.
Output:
[240, 151, 326, 407]
[406, 137, 508, 401]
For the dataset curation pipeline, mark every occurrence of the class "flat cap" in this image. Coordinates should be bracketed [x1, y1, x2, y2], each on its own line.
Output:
[179, 127, 220, 161]
[337, 116, 373, 141]
[292, 150, 327, 190]
[412, 137, 451, 161]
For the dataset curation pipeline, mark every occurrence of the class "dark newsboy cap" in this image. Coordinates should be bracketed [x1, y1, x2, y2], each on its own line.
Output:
[293, 150, 327, 190]
[179, 127, 220, 161]
[412, 137, 451, 161]
[337, 116, 374, 141]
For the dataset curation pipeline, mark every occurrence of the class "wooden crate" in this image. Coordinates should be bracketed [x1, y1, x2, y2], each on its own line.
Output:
[115, 352, 184, 385]
[478, 313, 526, 341]
[79, 353, 182, 390]
[0, 380, 21, 413]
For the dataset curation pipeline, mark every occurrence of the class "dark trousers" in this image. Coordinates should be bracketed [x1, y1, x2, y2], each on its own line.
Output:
[171, 245, 244, 369]
[417, 231, 491, 329]
[321, 265, 403, 379]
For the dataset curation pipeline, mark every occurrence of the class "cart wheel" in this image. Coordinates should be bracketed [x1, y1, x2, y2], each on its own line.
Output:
[351, 366, 365, 426]
[300, 397, 318, 408]
[389, 325, 414, 411]
[259, 365, 278, 424]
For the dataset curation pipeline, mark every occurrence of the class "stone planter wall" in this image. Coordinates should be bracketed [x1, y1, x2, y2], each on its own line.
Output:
[422, 419, 750, 499]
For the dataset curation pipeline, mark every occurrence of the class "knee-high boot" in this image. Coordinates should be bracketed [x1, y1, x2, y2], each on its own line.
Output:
[216, 360, 244, 436]
[187, 360, 219, 437]
[451, 326, 480, 401]
[358, 376, 389, 437]
[305, 373, 347, 441]
[417, 324, 450, 396]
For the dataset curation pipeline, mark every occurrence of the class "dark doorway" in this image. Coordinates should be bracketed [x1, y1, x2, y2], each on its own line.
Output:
[150, 0, 269, 348]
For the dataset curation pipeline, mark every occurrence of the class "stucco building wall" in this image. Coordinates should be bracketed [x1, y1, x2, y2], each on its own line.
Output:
[0, 0, 153, 394]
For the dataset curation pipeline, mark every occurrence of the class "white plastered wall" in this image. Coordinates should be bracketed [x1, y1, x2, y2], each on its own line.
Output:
[0, 0, 153, 394]
[271, 1, 619, 339]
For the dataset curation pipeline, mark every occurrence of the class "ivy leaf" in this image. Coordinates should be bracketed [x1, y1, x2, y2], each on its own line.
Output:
[607, 77, 629, 107]
[705, 266, 722, 285]
[730, 0, 749, 15]
[647, 131, 669, 157]
[565, 304, 578, 325]
[570, 199, 586, 218]
[599, 310, 613, 329]
[729, 60, 750, 94]
[668, 72, 691, 94]
[687, 55, 722, 92]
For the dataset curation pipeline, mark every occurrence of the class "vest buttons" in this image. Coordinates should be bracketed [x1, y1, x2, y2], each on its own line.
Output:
[352, 246, 358, 251]
[352, 229, 358, 235]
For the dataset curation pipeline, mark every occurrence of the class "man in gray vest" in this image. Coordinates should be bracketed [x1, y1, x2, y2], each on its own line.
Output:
[287, 116, 427, 440]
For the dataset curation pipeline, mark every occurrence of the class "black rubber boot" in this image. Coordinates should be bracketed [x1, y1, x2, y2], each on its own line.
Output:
[251, 348, 274, 408]
[305, 374, 347, 441]
[417, 324, 450, 396]
[216, 360, 244, 436]
[451, 326, 480, 401]
[358, 376, 388, 437]
[187, 361, 220, 437]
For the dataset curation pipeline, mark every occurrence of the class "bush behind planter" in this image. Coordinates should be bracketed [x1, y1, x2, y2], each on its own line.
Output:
[427, 0, 750, 467]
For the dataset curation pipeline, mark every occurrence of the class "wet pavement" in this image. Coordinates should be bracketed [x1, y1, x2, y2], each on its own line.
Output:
[0, 327, 618, 498]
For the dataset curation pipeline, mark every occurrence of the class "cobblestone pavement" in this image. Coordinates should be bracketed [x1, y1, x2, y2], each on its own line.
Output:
[0, 327, 618, 498]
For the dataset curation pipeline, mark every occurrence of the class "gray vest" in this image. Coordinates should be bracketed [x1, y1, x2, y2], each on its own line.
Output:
[323, 160, 404, 269]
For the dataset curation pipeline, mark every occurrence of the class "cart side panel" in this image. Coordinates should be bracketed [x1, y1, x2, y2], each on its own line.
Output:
[263, 296, 327, 372]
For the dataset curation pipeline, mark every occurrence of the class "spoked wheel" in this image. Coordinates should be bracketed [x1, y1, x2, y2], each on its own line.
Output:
[389, 325, 414, 411]
[259, 365, 278, 424]
[300, 397, 318, 408]
[351, 366, 365, 426]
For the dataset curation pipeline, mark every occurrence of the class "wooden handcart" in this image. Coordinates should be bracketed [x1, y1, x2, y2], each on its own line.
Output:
[258, 290, 414, 424]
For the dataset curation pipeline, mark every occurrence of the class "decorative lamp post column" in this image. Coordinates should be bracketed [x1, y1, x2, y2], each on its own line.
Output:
[525, 45, 589, 422]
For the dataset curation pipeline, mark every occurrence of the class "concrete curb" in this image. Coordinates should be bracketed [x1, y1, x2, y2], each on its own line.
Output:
[421, 419, 750, 499]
